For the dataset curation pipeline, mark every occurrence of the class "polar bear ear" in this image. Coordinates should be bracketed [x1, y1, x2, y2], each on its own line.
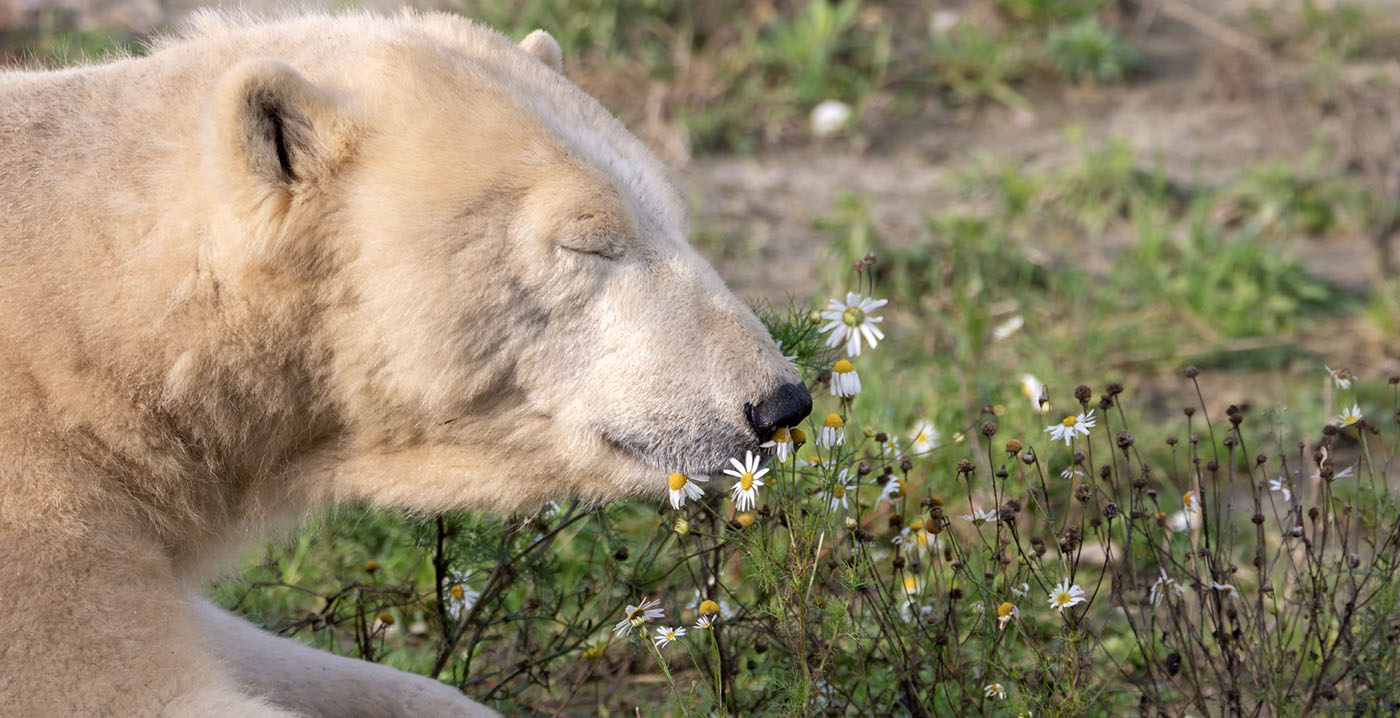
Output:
[205, 59, 352, 192]
[519, 29, 564, 74]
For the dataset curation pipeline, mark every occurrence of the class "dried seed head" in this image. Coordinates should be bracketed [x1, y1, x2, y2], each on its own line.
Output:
[1004, 439, 1023, 454]
[1229, 414, 1242, 427]
[949, 587, 963, 600]
[364, 560, 380, 573]
[1322, 424, 1339, 437]
[1074, 485, 1093, 503]
[1059, 525, 1083, 552]
[892, 555, 905, 570]
[857, 462, 872, 476]
[1255, 454, 1268, 466]
[1021, 450, 1036, 465]
[956, 459, 975, 475]
[1107, 381, 1124, 396]
[875, 432, 888, 443]
[1100, 465, 1112, 480]
[995, 467, 1008, 479]
[900, 458, 913, 472]
[1075, 385, 1092, 403]
[1114, 430, 1135, 449]
[1103, 503, 1120, 519]
[981, 421, 998, 437]
[1184, 407, 1196, 417]
[1185, 366, 1200, 378]
[1251, 513, 1264, 525]
[1166, 437, 1178, 446]
[613, 547, 630, 561]
[1097, 395, 1112, 410]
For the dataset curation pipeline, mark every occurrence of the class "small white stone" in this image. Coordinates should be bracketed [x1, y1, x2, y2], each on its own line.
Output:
[810, 100, 852, 138]
[931, 10, 960, 33]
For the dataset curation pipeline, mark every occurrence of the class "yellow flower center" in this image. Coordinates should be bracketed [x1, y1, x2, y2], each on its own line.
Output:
[668, 473, 688, 491]
[842, 306, 866, 327]
[1061, 415, 1077, 427]
[1184, 491, 1196, 510]
[737, 512, 755, 527]
[790, 428, 807, 445]
[997, 601, 1014, 618]
[823, 413, 845, 429]
[698, 600, 719, 616]
[833, 484, 846, 499]
[1055, 592, 1072, 606]
[908, 520, 923, 531]
[627, 606, 644, 621]
[904, 576, 918, 592]
[833, 359, 854, 374]
[771, 427, 788, 443]
[740, 472, 754, 490]
[450, 584, 464, 600]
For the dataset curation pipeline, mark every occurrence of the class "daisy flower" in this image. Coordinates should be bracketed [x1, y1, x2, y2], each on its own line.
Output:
[908, 421, 938, 453]
[1268, 476, 1291, 503]
[896, 519, 937, 556]
[614, 597, 665, 637]
[761, 427, 793, 462]
[1210, 582, 1238, 599]
[984, 683, 1006, 700]
[1021, 374, 1048, 413]
[1060, 466, 1084, 480]
[693, 615, 713, 630]
[826, 470, 854, 511]
[996, 601, 1019, 630]
[724, 450, 769, 512]
[1339, 404, 1363, 427]
[1325, 365, 1352, 389]
[819, 291, 887, 357]
[1011, 582, 1029, 598]
[691, 595, 735, 620]
[877, 475, 906, 505]
[817, 413, 846, 448]
[1048, 578, 1087, 613]
[444, 571, 480, 620]
[901, 573, 924, 598]
[961, 507, 998, 526]
[830, 359, 861, 398]
[1167, 490, 1202, 532]
[653, 625, 686, 648]
[666, 472, 708, 510]
[1149, 568, 1183, 605]
[1045, 409, 1095, 446]
[880, 435, 903, 460]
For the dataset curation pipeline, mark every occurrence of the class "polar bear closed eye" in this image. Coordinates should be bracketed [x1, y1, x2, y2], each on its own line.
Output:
[0, 10, 809, 717]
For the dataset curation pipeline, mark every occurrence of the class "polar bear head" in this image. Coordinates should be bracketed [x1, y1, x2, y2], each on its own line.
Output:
[191, 14, 810, 514]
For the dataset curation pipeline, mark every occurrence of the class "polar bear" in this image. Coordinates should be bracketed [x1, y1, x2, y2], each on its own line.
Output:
[0, 11, 811, 717]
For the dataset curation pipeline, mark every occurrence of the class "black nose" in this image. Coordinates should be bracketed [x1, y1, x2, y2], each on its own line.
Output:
[745, 382, 813, 441]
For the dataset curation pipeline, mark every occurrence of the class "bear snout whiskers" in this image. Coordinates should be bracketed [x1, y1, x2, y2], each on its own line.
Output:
[744, 382, 812, 442]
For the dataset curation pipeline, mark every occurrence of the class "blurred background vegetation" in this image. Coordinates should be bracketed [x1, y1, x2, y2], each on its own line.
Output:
[10, 0, 1400, 714]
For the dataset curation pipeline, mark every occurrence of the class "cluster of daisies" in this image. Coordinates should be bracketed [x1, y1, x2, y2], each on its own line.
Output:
[661, 292, 891, 514]
[613, 596, 725, 649]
